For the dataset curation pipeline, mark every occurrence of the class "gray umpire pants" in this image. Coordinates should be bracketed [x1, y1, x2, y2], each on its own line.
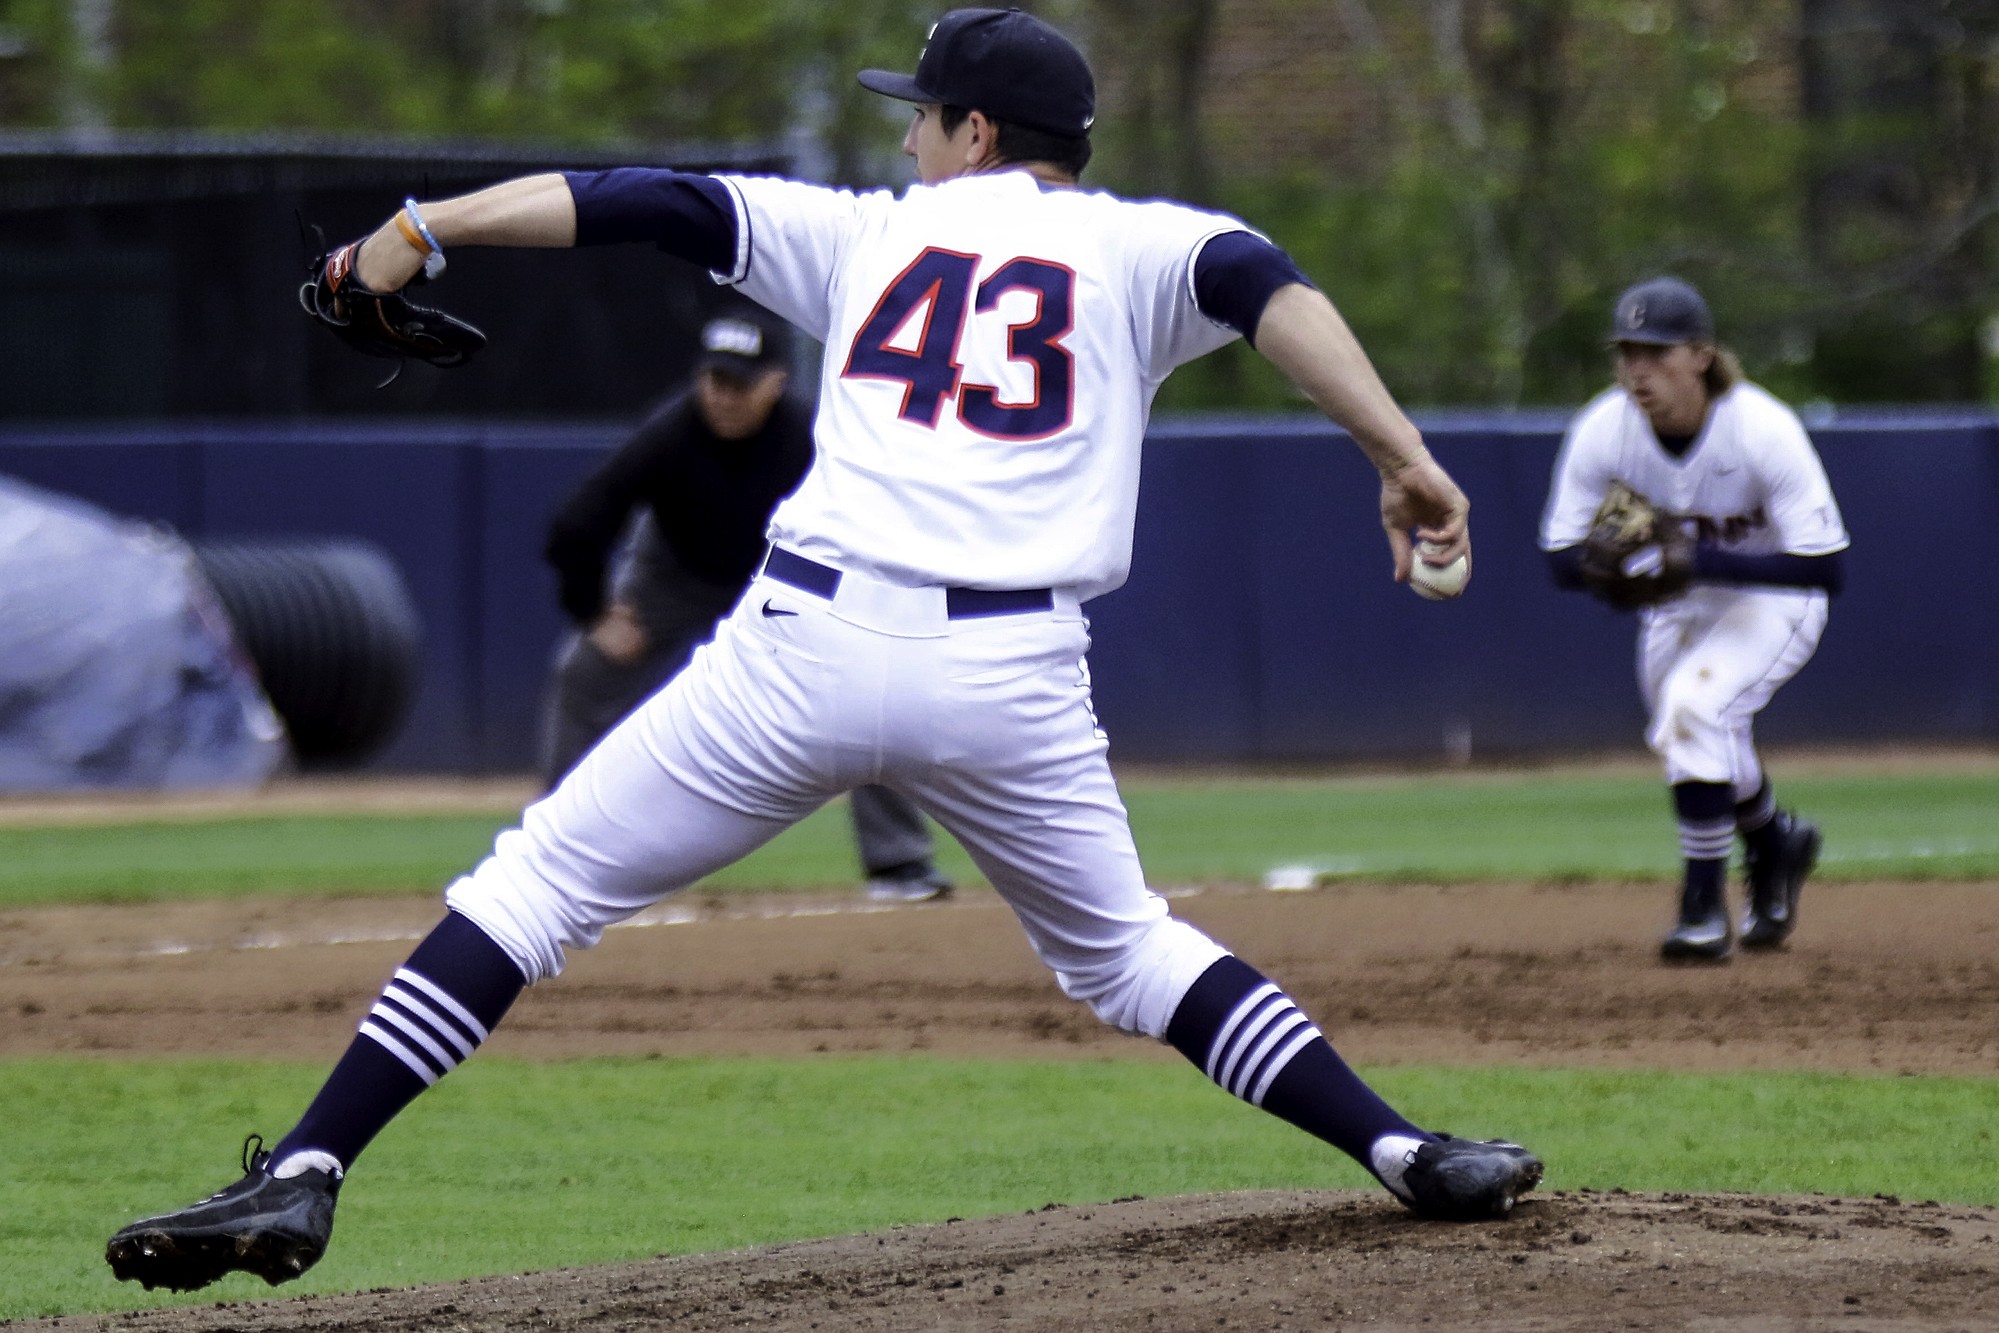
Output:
[538, 516, 935, 877]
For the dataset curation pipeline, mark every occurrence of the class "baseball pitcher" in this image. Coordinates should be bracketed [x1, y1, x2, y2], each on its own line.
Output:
[109, 8, 1541, 1293]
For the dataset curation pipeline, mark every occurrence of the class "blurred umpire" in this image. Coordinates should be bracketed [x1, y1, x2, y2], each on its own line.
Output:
[541, 311, 953, 901]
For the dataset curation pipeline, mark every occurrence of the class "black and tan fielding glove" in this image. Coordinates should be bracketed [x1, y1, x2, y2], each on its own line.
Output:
[1577, 481, 1694, 610]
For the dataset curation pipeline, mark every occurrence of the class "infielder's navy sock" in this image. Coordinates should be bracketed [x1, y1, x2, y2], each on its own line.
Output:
[1673, 781, 1735, 919]
[272, 911, 526, 1173]
[1678, 858, 1728, 922]
[1736, 780, 1785, 861]
[1165, 955, 1427, 1171]
[1735, 780, 1777, 836]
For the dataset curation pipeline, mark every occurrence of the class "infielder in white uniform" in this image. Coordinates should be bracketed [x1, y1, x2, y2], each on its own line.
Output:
[1541, 277, 1848, 963]
[109, 8, 1541, 1293]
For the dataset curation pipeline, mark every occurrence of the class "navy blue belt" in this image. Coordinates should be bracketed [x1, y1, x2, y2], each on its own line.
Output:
[763, 547, 1054, 620]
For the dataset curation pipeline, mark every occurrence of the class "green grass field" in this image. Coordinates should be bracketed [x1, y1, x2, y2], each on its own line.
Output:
[3, 758, 1994, 1319]
[1, 763, 1996, 907]
[5, 1056, 1994, 1321]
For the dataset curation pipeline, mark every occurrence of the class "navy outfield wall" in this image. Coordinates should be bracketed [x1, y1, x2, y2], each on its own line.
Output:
[1097, 412, 1998, 760]
[0, 413, 1992, 771]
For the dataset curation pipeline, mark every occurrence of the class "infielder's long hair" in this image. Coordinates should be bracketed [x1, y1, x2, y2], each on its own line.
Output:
[939, 104, 1092, 178]
[1702, 344, 1743, 396]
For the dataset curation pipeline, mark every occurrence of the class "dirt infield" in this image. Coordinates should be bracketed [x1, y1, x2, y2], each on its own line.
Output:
[9, 879, 1998, 1073]
[7, 876, 1999, 1329]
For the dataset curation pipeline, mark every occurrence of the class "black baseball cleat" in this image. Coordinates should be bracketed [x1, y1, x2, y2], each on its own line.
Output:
[1741, 813, 1819, 950]
[1396, 1136, 1544, 1220]
[1660, 911, 1733, 963]
[106, 1137, 341, 1292]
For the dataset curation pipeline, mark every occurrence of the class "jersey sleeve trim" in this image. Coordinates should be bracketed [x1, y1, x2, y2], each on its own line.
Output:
[1773, 525, 1851, 557]
[1178, 224, 1256, 333]
[714, 176, 753, 286]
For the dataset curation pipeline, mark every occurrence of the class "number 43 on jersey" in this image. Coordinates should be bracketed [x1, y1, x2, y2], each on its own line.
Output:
[842, 247, 1075, 441]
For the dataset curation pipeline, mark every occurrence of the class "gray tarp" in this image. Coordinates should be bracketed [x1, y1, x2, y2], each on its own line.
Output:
[0, 476, 285, 790]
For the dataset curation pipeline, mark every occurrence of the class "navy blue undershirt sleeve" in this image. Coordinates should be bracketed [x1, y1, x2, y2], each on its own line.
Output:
[1544, 546, 1587, 590]
[561, 169, 738, 273]
[1693, 547, 1845, 594]
[1192, 230, 1314, 348]
[1546, 544, 1843, 595]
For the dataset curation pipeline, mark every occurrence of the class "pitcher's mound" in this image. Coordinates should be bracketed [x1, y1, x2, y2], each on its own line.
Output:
[55, 1188, 1999, 1331]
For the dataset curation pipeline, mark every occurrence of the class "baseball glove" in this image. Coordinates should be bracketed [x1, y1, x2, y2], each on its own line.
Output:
[298, 240, 486, 371]
[1577, 481, 1693, 610]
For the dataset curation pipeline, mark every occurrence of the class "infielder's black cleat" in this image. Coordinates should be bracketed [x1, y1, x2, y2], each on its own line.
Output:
[1741, 813, 1819, 950]
[1660, 910, 1733, 963]
[1396, 1136, 1544, 1220]
[106, 1136, 341, 1292]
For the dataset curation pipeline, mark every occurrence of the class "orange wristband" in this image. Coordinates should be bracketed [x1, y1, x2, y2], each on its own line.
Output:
[393, 210, 432, 256]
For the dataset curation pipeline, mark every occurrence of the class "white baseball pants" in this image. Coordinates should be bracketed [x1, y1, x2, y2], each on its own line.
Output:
[447, 562, 1228, 1038]
[1638, 586, 1829, 796]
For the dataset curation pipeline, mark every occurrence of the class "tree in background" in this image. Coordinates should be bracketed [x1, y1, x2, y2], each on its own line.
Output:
[1112, 0, 1999, 408]
[1800, 0, 1999, 401]
[1108, 0, 1818, 409]
[0, 0, 937, 145]
[0, 0, 1992, 407]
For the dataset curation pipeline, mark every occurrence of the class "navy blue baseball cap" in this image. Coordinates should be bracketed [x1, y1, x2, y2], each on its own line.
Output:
[1608, 277, 1715, 346]
[858, 8, 1096, 139]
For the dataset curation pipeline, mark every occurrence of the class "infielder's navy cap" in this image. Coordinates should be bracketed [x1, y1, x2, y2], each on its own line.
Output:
[1608, 277, 1715, 346]
[696, 314, 787, 379]
[858, 7, 1096, 140]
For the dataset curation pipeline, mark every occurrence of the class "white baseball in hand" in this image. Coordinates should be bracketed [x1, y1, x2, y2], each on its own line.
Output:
[1408, 540, 1470, 601]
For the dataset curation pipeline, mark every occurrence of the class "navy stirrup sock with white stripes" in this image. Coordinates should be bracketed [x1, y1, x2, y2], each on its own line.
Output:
[272, 911, 526, 1174]
[1673, 781, 1736, 920]
[1165, 955, 1428, 1169]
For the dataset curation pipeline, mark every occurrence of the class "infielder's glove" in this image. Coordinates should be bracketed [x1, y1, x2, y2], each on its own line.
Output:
[1577, 481, 1693, 610]
[298, 240, 486, 370]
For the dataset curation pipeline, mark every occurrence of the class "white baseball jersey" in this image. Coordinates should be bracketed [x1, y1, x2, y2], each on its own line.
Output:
[1540, 381, 1848, 559]
[712, 169, 1248, 600]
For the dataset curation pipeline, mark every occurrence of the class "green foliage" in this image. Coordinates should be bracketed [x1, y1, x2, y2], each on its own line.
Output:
[5, 1055, 1994, 1318]
[1166, 2, 1835, 408]
[0, 0, 941, 141]
[0, 0, 70, 126]
[0, 762, 1995, 908]
[1, 1, 1992, 402]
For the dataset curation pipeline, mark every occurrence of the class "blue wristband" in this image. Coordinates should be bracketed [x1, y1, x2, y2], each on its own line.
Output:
[402, 198, 446, 279]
